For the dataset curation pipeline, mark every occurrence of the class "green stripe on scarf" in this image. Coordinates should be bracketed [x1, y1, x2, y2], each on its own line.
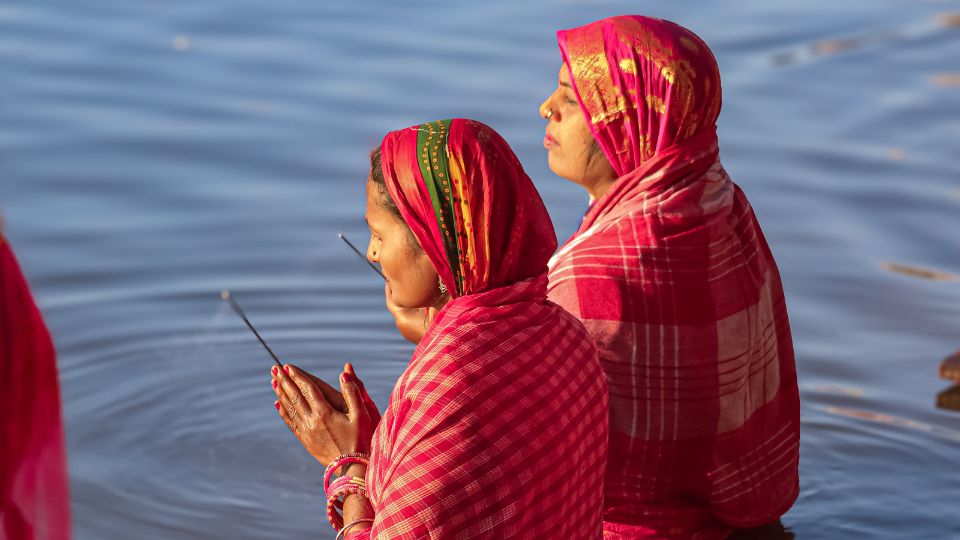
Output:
[416, 119, 463, 294]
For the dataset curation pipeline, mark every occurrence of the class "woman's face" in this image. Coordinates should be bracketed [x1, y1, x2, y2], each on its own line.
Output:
[539, 65, 616, 191]
[364, 177, 441, 309]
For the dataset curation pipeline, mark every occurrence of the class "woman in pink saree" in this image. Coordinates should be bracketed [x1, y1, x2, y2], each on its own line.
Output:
[538, 16, 801, 539]
[270, 119, 608, 538]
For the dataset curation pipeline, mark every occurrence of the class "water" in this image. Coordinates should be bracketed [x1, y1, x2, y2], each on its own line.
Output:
[2, 0, 959, 538]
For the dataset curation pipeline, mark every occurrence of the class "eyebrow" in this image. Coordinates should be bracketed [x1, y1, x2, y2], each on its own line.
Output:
[560, 80, 573, 88]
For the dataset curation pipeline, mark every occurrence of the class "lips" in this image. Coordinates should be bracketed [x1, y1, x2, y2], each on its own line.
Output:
[543, 131, 558, 148]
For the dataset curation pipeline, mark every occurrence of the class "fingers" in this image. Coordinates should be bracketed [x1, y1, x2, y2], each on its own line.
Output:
[346, 363, 381, 421]
[384, 283, 399, 314]
[340, 364, 367, 423]
[285, 364, 335, 417]
[425, 307, 438, 328]
[276, 387, 302, 433]
[275, 364, 312, 417]
[344, 363, 367, 394]
[276, 399, 299, 433]
[305, 372, 348, 413]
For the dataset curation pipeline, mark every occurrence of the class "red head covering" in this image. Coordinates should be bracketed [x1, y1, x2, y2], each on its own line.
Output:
[379, 118, 557, 299]
[355, 119, 608, 538]
[1, 235, 71, 540]
[558, 15, 722, 177]
[548, 16, 800, 539]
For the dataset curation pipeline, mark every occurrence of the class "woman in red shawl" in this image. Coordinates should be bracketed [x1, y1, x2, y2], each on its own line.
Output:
[270, 119, 608, 538]
[537, 16, 801, 539]
[0, 231, 71, 540]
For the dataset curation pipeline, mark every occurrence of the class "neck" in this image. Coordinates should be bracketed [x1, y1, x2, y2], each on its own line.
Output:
[585, 177, 616, 202]
[433, 295, 450, 311]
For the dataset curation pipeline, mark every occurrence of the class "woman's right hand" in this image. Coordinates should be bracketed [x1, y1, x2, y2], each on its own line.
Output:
[299, 365, 381, 430]
[384, 283, 433, 344]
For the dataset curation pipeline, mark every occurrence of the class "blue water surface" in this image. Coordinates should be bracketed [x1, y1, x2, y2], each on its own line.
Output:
[2, 1, 959, 538]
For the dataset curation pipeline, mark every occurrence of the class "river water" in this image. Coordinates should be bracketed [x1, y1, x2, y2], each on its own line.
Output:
[2, 0, 959, 538]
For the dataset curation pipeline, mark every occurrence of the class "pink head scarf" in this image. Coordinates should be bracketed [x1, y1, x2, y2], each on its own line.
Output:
[379, 118, 557, 298]
[559, 15, 723, 177]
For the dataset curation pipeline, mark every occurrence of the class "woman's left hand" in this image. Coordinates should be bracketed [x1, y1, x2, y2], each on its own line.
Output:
[272, 363, 374, 466]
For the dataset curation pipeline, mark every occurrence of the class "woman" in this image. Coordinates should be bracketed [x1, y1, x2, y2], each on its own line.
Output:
[390, 15, 800, 539]
[271, 119, 608, 538]
[0, 230, 71, 540]
[539, 16, 801, 539]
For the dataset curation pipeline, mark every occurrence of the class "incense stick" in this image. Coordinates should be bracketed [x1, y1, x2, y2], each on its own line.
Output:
[220, 290, 283, 367]
[338, 232, 386, 279]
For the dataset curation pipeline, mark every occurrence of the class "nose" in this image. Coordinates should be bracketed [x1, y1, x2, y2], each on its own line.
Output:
[539, 92, 556, 121]
[366, 237, 378, 264]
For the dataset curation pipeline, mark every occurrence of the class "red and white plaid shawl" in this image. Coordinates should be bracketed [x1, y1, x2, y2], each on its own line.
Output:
[364, 277, 608, 538]
[355, 120, 609, 538]
[548, 17, 801, 539]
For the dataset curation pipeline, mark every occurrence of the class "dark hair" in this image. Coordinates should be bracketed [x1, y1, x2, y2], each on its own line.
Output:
[369, 146, 404, 221]
[581, 138, 608, 181]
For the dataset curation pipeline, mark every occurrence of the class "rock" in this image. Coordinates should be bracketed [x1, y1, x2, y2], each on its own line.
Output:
[940, 351, 960, 382]
[936, 385, 960, 412]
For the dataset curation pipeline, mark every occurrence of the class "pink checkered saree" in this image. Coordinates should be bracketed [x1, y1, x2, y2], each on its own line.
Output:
[547, 17, 801, 538]
[353, 120, 609, 538]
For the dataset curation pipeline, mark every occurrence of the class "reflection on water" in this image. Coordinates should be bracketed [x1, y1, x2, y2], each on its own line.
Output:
[819, 406, 960, 442]
[769, 10, 960, 66]
[2, 0, 960, 538]
[880, 262, 958, 282]
[730, 521, 796, 540]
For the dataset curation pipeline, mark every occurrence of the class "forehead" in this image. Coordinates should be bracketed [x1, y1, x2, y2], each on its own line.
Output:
[364, 179, 395, 224]
[364, 179, 383, 214]
[365, 178, 380, 208]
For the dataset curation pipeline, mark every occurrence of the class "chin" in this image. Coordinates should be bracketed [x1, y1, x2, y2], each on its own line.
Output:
[390, 291, 426, 310]
[549, 162, 584, 188]
[546, 152, 565, 178]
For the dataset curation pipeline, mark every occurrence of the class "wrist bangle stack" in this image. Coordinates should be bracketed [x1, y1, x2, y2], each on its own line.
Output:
[324, 452, 370, 492]
[326, 475, 368, 530]
[324, 453, 371, 531]
[336, 518, 374, 540]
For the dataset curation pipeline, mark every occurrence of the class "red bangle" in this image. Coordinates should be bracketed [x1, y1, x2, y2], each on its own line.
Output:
[326, 474, 368, 531]
[324, 453, 370, 492]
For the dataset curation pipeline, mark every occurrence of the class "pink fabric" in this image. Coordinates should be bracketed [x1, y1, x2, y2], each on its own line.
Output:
[0, 236, 71, 540]
[379, 119, 558, 299]
[353, 119, 609, 538]
[549, 17, 800, 539]
[557, 16, 722, 178]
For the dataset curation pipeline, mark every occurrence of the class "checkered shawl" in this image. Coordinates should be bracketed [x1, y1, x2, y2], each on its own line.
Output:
[547, 134, 800, 537]
[352, 119, 609, 538]
[360, 277, 608, 539]
[551, 17, 800, 537]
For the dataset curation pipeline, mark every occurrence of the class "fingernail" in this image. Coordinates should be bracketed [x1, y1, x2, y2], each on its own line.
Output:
[271, 366, 278, 376]
[274, 400, 280, 410]
[272, 380, 278, 389]
[341, 372, 352, 383]
[284, 366, 291, 375]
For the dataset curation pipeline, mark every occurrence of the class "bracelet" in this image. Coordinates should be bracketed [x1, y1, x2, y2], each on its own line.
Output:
[335, 518, 374, 540]
[324, 453, 370, 492]
[326, 475, 369, 531]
